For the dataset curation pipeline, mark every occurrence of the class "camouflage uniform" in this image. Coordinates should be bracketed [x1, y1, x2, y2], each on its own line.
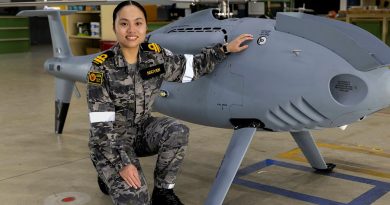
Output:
[87, 42, 226, 205]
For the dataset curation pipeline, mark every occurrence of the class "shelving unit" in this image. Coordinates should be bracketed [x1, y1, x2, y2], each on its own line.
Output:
[0, 16, 30, 54]
[345, 10, 390, 46]
[252, 0, 294, 18]
[69, 35, 101, 40]
[64, 8, 101, 56]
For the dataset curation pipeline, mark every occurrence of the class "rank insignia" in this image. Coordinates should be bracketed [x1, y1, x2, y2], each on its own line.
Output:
[92, 51, 114, 66]
[88, 71, 104, 85]
[141, 43, 161, 53]
[139, 64, 165, 80]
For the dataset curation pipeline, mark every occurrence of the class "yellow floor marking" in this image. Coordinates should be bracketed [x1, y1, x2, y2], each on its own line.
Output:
[277, 143, 390, 179]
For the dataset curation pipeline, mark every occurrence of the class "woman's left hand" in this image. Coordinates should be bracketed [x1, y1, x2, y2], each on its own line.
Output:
[226, 34, 254, 53]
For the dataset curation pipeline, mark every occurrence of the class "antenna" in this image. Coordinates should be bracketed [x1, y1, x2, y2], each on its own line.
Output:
[227, 0, 230, 17]
[218, 0, 233, 18]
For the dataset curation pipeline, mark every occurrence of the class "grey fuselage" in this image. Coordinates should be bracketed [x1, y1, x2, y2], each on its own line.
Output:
[44, 9, 390, 132]
[45, 54, 97, 83]
[149, 9, 390, 131]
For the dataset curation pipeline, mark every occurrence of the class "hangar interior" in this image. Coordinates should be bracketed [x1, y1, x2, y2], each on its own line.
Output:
[1, 0, 390, 205]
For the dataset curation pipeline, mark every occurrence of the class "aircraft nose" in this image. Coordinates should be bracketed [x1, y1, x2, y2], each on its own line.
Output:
[383, 68, 390, 101]
[368, 66, 390, 108]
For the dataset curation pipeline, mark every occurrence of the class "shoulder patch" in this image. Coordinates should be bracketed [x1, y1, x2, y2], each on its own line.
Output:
[87, 71, 104, 85]
[139, 64, 165, 80]
[92, 50, 114, 66]
[141, 43, 161, 53]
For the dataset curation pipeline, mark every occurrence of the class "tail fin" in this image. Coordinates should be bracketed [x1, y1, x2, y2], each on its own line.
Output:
[18, 10, 77, 133]
[17, 10, 74, 58]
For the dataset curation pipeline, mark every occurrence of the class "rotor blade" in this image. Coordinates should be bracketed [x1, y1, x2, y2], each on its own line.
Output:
[0, 0, 171, 7]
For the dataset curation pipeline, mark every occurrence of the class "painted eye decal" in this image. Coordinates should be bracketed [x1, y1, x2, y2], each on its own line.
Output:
[257, 36, 267, 45]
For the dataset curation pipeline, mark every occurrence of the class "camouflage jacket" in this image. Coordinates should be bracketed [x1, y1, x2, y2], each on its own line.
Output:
[87, 42, 226, 172]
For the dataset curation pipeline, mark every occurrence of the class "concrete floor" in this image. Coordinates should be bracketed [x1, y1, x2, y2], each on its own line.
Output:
[1, 45, 390, 205]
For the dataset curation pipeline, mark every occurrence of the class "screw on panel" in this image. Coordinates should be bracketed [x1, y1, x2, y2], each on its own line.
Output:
[160, 90, 169, 97]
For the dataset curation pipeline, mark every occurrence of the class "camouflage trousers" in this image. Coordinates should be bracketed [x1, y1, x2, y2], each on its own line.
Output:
[91, 116, 189, 205]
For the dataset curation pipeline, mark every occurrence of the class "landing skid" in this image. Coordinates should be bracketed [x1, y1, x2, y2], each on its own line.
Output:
[204, 127, 256, 205]
[290, 131, 335, 171]
[315, 163, 336, 173]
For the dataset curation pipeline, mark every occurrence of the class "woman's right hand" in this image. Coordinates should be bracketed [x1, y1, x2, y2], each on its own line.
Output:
[119, 164, 142, 189]
[226, 34, 254, 53]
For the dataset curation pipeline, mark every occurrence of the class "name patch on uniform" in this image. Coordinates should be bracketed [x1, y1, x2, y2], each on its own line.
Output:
[141, 43, 161, 53]
[88, 71, 104, 85]
[139, 64, 165, 80]
[93, 51, 114, 66]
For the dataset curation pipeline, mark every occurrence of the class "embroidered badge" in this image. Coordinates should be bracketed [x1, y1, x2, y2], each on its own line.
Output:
[139, 64, 165, 80]
[141, 43, 161, 53]
[92, 51, 114, 66]
[87, 71, 104, 85]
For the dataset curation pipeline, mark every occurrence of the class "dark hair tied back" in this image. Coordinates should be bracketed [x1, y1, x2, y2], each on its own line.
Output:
[113, 0, 148, 25]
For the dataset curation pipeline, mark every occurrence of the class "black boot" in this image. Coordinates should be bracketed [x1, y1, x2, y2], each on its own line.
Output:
[151, 187, 184, 205]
